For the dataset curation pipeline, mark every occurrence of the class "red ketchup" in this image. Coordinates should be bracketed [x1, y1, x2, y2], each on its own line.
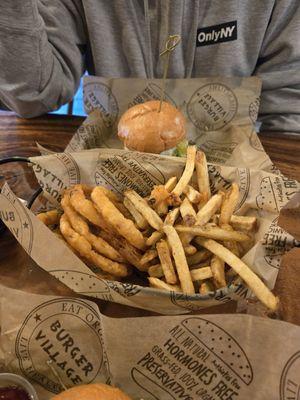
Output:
[0, 386, 31, 400]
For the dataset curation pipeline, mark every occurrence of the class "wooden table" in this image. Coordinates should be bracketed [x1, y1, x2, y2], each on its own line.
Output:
[0, 112, 299, 322]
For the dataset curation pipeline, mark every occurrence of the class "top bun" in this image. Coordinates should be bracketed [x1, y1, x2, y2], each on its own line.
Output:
[51, 383, 132, 400]
[117, 100, 186, 153]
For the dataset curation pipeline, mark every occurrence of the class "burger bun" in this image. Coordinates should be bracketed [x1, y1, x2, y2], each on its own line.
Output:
[117, 100, 186, 153]
[51, 383, 132, 400]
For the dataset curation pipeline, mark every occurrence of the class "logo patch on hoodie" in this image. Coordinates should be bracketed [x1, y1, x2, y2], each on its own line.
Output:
[196, 21, 237, 47]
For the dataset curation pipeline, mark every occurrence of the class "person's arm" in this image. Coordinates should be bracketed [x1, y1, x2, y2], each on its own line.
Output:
[0, 0, 86, 118]
[255, 0, 300, 134]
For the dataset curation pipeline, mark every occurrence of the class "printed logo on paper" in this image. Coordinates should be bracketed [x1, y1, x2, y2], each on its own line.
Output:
[196, 21, 237, 47]
[197, 141, 238, 164]
[170, 292, 218, 312]
[262, 217, 298, 270]
[66, 120, 107, 152]
[208, 165, 232, 195]
[32, 153, 80, 205]
[235, 168, 251, 212]
[187, 83, 238, 131]
[16, 298, 105, 394]
[249, 130, 265, 152]
[280, 351, 300, 400]
[256, 176, 299, 213]
[95, 152, 165, 196]
[132, 317, 253, 400]
[248, 97, 260, 124]
[0, 183, 33, 255]
[50, 270, 114, 301]
[107, 281, 142, 298]
[84, 81, 119, 128]
[128, 83, 177, 108]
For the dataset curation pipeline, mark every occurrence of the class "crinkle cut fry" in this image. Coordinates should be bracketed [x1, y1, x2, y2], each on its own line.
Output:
[61, 192, 124, 262]
[91, 186, 146, 250]
[59, 213, 129, 278]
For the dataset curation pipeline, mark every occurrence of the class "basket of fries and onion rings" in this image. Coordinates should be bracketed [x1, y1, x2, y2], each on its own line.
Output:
[35, 145, 279, 312]
[1, 76, 299, 316]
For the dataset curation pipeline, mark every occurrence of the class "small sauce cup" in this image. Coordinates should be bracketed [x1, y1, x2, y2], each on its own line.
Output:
[0, 373, 38, 400]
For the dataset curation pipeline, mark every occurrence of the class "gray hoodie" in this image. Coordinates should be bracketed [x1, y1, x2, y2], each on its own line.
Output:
[0, 0, 299, 134]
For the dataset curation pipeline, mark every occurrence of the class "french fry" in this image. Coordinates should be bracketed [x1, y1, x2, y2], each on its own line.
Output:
[156, 240, 177, 284]
[37, 209, 61, 226]
[177, 225, 250, 242]
[92, 187, 146, 250]
[164, 207, 180, 225]
[195, 150, 211, 199]
[197, 238, 279, 311]
[60, 214, 129, 278]
[180, 197, 197, 226]
[163, 225, 195, 294]
[195, 193, 223, 226]
[148, 277, 182, 292]
[197, 194, 209, 211]
[184, 245, 198, 255]
[148, 264, 163, 278]
[189, 261, 211, 270]
[164, 176, 177, 192]
[210, 255, 226, 288]
[140, 249, 158, 266]
[167, 192, 182, 207]
[125, 190, 163, 231]
[146, 231, 163, 247]
[148, 185, 170, 207]
[123, 197, 149, 229]
[147, 177, 178, 215]
[183, 185, 202, 204]
[199, 281, 214, 295]
[211, 215, 219, 225]
[186, 249, 211, 265]
[145, 207, 180, 247]
[219, 183, 240, 226]
[156, 201, 169, 216]
[172, 145, 197, 198]
[221, 223, 240, 257]
[98, 229, 146, 271]
[190, 267, 213, 281]
[229, 215, 257, 232]
[178, 197, 196, 246]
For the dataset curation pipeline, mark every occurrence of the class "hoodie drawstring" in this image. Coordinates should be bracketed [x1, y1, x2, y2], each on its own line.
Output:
[185, 1, 200, 78]
[143, 0, 154, 78]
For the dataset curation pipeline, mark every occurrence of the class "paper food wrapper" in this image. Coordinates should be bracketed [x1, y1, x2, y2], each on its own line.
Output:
[0, 76, 299, 315]
[68, 76, 272, 172]
[0, 285, 300, 400]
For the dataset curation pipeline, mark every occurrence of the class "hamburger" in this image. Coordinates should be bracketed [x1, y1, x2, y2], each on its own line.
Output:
[117, 100, 187, 154]
[51, 383, 132, 400]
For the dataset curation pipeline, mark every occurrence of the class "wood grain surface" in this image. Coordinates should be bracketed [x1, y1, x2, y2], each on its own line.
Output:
[0, 112, 299, 322]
